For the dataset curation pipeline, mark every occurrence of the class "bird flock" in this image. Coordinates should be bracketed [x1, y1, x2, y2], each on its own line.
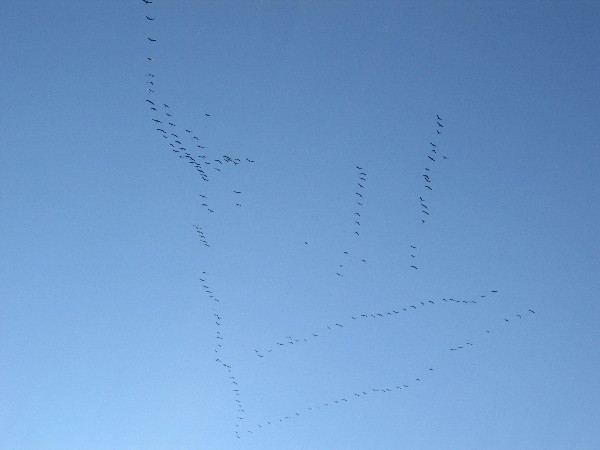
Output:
[139, 1, 538, 440]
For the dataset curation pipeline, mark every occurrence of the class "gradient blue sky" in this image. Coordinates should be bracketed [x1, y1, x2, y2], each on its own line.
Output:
[1, 1, 599, 449]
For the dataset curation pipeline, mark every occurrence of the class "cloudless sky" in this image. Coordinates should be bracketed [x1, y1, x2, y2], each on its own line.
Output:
[1, 1, 599, 449]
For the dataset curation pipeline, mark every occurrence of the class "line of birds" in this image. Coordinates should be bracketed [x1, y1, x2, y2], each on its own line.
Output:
[333, 165, 369, 277]
[253, 290, 499, 358]
[200, 269, 249, 426]
[408, 115, 449, 269]
[141, 0, 253, 431]
[239, 310, 537, 437]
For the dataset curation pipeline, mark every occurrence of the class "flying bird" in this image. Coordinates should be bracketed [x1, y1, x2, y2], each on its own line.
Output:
[148, 37, 157, 42]
[437, 121, 443, 127]
[437, 114, 442, 120]
[146, 15, 155, 20]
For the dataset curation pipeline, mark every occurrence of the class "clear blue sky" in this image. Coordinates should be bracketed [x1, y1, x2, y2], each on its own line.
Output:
[1, 1, 599, 449]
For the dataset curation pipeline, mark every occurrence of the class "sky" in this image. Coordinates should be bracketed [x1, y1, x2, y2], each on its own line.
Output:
[1, 1, 599, 449]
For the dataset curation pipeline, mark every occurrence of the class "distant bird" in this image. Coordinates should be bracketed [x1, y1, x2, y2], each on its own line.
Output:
[356, 192, 363, 197]
[148, 37, 157, 42]
[529, 309, 536, 314]
[246, 158, 255, 163]
[436, 130, 441, 134]
[205, 113, 211, 117]
[356, 165, 363, 170]
[410, 245, 416, 249]
[143, 0, 153, 3]
[233, 190, 241, 194]
[146, 99, 154, 105]
[428, 155, 435, 161]
[437, 115, 442, 120]
[163, 104, 169, 108]
[146, 15, 155, 20]
[425, 185, 432, 190]
[354, 212, 360, 216]
[430, 142, 437, 147]
[152, 118, 162, 123]
[156, 128, 165, 133]
[410, 265, 418, 269]
[437, 121, 443, 127]
[491, 290, 498, 293]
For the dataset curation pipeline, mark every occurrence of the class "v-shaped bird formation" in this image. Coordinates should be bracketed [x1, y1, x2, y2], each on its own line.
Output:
[140, 0, 538, 440]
